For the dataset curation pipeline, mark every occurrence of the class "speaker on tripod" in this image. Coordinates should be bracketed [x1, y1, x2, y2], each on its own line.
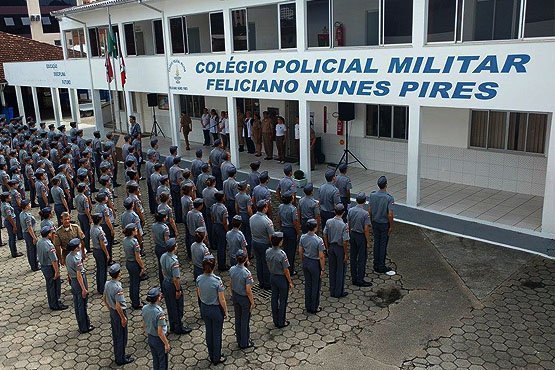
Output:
[147, 93, 166, 137]
[335, 102, 367, 170]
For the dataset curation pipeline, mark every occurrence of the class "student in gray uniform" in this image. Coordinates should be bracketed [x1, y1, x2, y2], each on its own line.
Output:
[165, 145, 178, 174]
[123, 224, 147, 309]
[1, 192, 23, 257]
[66, 238, 93, 333]
[335, 164, 352, 219]
[276, 164, 297, 204]
[169, 157, 183, 223]
[191, 149, 205, 183]
[145, 151, 158, 215]
[252, 171, 272, 218]
[235, 181, 253, 257]
[152, 211, 170, 285]
[299, 219, 326, 314]
[37, 225, 67, 310]
[158, 193, 178, 238]
[277, 190, 300, 275]
[191, 227, 210, 281]
[348, 192, 372, 287]
[298, 183, 321, 234]
[39, 207, 55, 230]
[160, 238, 192, 335]
[223, 165, 238, 222]
[249, 199, 275, 290]
[229, 249, 255, 349]
[51, 177, 68, 225]
[319, 169, 340, 227]
[20, 199, 39, 271]
[196, 255, 228, 365]
[247, 161, 261, 196]
[150, 163, 163, 207]
[266, 232, 293, 328]
[323, 204, 350, 298]
[35, 170, 49, 210]
[202, 175, 218, 249]
[94, 192, 115, 260]
[211, 191, 229, 271]
[196, 163, 210, 199]
[91, 214, 110, 294]
[122, 197, 144, 255]
[226, 215, 248, 267]
[368, 176, 395, 275]
[181, 184, 194, 259]
[142, 287, 170, 370]
[103, 264, 134, 366]
[75, 183, 92, 252]
[9, 179, 23, 240]
[209, 139, 225, 189]
[156, 176, 171, 204]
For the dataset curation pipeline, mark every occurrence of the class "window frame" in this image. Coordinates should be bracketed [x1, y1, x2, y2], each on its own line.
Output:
[169, 16, 189, 55]
[365, 103, 409, 141]
[279, 1, 297, 49]
[209, 11, 226, 53]
[123, 22, 137, 56]
[152, 19, 165, 55]
[231, 8, 249, 52]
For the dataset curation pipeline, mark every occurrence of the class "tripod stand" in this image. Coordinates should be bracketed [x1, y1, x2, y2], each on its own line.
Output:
[150, 106, 166, 137]
[335, 120, 367, 171]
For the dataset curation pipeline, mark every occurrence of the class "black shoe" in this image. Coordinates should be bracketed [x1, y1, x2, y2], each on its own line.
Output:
[292, 271, 298, 276]
[53, 304, 69, 311]
[277, 321, 290, 329]
[374, 267, 392, 274]
[340, 292, 349, 298]
[240, 340, 255, 349]
[80, 325, 95, 334]
[358, 281, 373, 287]
[212, 356, 226, 365]
[114, 183, 122, 188]
[140, 274, 149, 281]
[13, 252, 23, 258]
[116, 357, 135, 366]
[263, 286, 271, 291]
[132, 305, 143, 310]
[113, 195, 119, 199]
[219, 266, 230, 272]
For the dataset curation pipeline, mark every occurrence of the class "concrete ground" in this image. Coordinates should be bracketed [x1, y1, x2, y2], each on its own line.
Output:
[0, 162, 553, 369]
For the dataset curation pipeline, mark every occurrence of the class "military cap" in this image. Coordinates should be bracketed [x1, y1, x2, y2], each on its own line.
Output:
[146, 149, 155, 158]
[356, 192, 367, 203]
[21, 199, 30, 207]
[125, 223, 137, 232]
[195, 226, 206, 233]
[57, 125, 66, 131]
[283, 164, 292, 174]
[95, 192, 107, 202]
[169, 145, 178, 152]
[173, 156, 182, 163]
[166, 238, 177, 249]
[203, 254, 215, 261]
[40, 225, 54, 237]
[147, 287, 161, 299]
[200, 163, 209, 170]
[193, 198, 204, 206]
[235, 249, 246, 258]
[237, 181, 248, 191]
[282, 190, 293, 198]
[250, 160, 261, 169]
[259, 171, 269, 182]
[48, 124, 55, 129]
[70, 121, 77, 127]
[232, 215, 242, 222]
[256, 199, 268, 209]
[157, 208, 168, 216]
[335, 203, 345, 212]
[41, 206, 52, 214]
[195, 149, 203, 157]
[108, 264, 121, 274]
[377, 176, 388, 187]
[66, 238, 81, 251]
[306, 218, 318, 228]
[325, 169, 336, 181]
[182, 167, 191, 174]
[0, 191, 9, 197]
[150, 138, 159, 146]
[272, 231, 284, 238]
[85, 139, 92, 145]
[228, 166, 237, 177]
[303, 183, 314, 194]
[123, 197, 134, 208]
[338, 163, 348, 172]
[159, 175, 169, 182]
[7, 179, 18, 185]
[213, 139, 221, 147]
[100, 162, 111, 169]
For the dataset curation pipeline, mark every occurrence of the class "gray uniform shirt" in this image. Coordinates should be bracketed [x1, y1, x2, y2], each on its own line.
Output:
[247, 171, 260, 193]
[300, 233, 325, 260]
[368, 190, 394, 224]
[37, 237, 57, 266]
[223, 177, 238, 201]
[235, 192, 252, 214]
[52, 186, 64, 205]
[250, 212, 275, 244]
[226, 229, 247, 259]
[277, 176, 296, 195]
[278, 203, 297, 228]
[266, 247, 290, 275]
[211, 203, 228, 224]
[123, 237, 140, 262]
[196, 273, 225, 305]
[152, 222, 170, 248]
[252, 184, 271, 204]
[319, 182, 340, 212]
[142, 304, 167, 336]
[181, 195, 193, 224]
[90, 224, 107, 250]
[20, 211, 36, 234]
[299, 196, 320, 220]
[229, 265, 253, 296]
[202, 187, 218, 210]
[186, 209, 205, 235]
[191, 159, 204, 180]
[160, 252, 180, 280]
[323, 217, 350, 245]
[75, 193, 89, 215]
[1, 202, 15, 220]
[348, 205, 371, 233]
[191, 242, 209, 268]
[335, 174, 352, 198]
[209, 148, 224, 168]
[66, 252, 84, 278]
[150, 172, 162, 193]
[121, 210, 142, 235]
[104, 279, 127, 310]
[169, 165, 182, 186]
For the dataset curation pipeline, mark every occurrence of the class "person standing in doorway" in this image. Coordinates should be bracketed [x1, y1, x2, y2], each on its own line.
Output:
[201, 108, 211, 146]
[210, 109, 220, 143]
[252, 112, 263, 157]
[237, 108, 245, 152]
[368, 176, 396, 276]
[261, 111, 274, 160]
[244, 111, 256, 154]
[180, 112, 192, 151]
[219, 111, 229, 149]
[294, 117, 300, 158]
[275, 116, 287, 163]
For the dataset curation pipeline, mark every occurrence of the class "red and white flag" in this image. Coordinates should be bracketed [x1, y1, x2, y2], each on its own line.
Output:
[105, 51, 113, 83]
[118, 38, 126, 87]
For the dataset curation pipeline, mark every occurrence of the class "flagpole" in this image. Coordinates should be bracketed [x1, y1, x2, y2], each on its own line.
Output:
[115, 35, 128, 132]
[105, 34, 116, 126]
[108, 8, 123, 133]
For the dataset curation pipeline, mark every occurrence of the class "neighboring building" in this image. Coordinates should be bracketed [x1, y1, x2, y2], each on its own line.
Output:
[3, 0, 555, 254]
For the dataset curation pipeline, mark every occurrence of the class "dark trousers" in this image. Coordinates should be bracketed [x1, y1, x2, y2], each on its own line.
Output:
[113, 160, 119, 184]
[282, 227, 297, 274]
[77, 214, 91, 252]
[340, 197, 350, 221]
[350, 231, 368, 284]
[24, 232, 39, 271]
[220, 133, 228, 149]
[225, 200, 236, 222]
[4, 220, 18, 257]
[276, 136, 285, 161]
[301, 218, 310, 234]
[212, 166, 223, 190]
[162, 278, 184, 333]
[239, 212, 252, 256]
[147, 180, 157, 214]
[302, 258, 321, 313]
[372, 222, 390, 271]
[70, 273, 90, 332]
[328, 243, 346, 297]
[185, 227, 193, 259]
[101, 224, 113, 261]
[14, 207, 23, 240]
[252, 240, 271, 289]
[126, 261, 141, 308]
[41, 265, 62, 309]
[270, 274, 289, 327]
[93, 248, 107, 294]
[200, 303, 224, 363]
[211, 132, 219, 142]
[213, 223, 227, 270]
[205, 211, 215, 250]
[171, 185, 182, 223]
[320, 210, 334, 231]
[148, 334, 168, 370]
[193, 266, 203, 282]
[38, 197, 47, 211]
[155, 244, 166, 286]
[28, 180, 37, 206]
[54, 203, 65, 226]
[203, 129, 211, 146]
[245, 137, 255, 154]
[110, 309, 128, 364]
[232, 293, 251, 348]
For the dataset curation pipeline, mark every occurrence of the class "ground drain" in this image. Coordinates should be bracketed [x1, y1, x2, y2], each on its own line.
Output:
[252, 285, 272, 301]
[521, 280, 546, 289]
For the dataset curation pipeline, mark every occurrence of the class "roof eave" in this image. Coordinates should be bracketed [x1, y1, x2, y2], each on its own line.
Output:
[51, 0, 145, 17]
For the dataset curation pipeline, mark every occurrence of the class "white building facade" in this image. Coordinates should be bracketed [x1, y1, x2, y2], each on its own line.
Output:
[4, 0, 555, 253]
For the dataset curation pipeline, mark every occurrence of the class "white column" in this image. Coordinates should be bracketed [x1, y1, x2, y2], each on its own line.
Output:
[61, 30, 69, 60]
[0, 86, 6, 107]
[124, 91, 133, 126]
[222, 7, 233, 54]
[31, 87, 41, 123]
[51, 87, 62, 125]
[168, 93, 180, 146]
[296, 0, 307, 51]
[227, 97, 240, 169]
[542, 113, 555, 234]
[91, 89, 105, 137]
[69, 88, 80, 123]
[15, 86, 26, 123]
[299, 99, 311, 182]
[413, 0, 428, 47]
[406, 105, 422, 206]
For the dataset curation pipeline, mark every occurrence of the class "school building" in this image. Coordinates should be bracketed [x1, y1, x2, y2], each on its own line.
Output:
[3, 0, 555, 257]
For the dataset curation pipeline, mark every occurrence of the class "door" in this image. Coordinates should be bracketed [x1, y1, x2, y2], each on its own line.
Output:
[284, 100, 299, 160]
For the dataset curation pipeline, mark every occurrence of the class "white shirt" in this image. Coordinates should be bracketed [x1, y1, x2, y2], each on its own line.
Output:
[244, 118, 252, 137]
[275, 123, 286, 137]
[209, 115, 219, 133]
[201, 113, 210, 129]
[294, 123, 299, 140]
[220, 118, 229, 134]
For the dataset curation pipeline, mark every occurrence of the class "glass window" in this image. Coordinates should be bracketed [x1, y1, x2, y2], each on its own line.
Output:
[384, 0, 413, 44]
[65, 29, 87, 58]
[366, 104, 379, 137]
[378, 105, 392, 138]
[463, 0, 520, 41]
[332, 0, 379, 47]
[366, 104, 409, 140]
[393, 106, 408, 140]
[180, 95, 206, 118]
[124, 23, 136, 55]
[153, 19, 165, 54]
[88, 28, 100, 57]
[232, 9, 248, 51]
[21, 17, 30, 26]
[427, 0, 456, 42]
[42, 17, 51, 25]
[526, 113, 547, 153]
[307, 0, 330, 47]
[186, 13, 211, 54]
[470, 110, 488, 148]
[508, 112, 527, 151]
[248, 5, 279, 51]
[524, 0, 555, 37]
[487, 111, 507, 149]
[210, 12, 225, 52]
[280, 3, 297, 48]
[170, 17, 186, 54]
[4, 18, 15, 27]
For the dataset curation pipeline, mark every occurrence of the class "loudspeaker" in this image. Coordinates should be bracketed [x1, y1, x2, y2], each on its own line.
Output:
[338, 102, 355, 121]
[147, 93, 158, 107]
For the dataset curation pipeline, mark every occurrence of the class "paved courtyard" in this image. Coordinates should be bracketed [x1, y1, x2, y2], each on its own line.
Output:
[0, 172, 553, 369]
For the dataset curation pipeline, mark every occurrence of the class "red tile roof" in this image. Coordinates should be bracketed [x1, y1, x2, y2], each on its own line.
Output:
[0, 31, 67, 84]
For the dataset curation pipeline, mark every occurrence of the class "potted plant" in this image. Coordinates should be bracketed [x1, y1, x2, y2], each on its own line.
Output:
[293, 169, 307, 188]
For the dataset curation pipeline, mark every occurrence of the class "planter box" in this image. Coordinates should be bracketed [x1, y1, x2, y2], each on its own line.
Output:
[293, 178, 307, 189]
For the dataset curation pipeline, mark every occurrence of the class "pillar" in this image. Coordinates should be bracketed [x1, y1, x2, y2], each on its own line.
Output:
[15, 86, 26, 123]
[51, 87, 62, 125]
[413, 0, 428, 47]
[124, 91, 133, 127]
[69, 88, 80, 123]
[299, 99, 311, 182]
[406, 105, 422, 207]
[227, 97, 240, 169]
[222, 7, 233, 54]
[542, 113, 555, 235]
[91, 89, 105, 137]
[31, 87, 41, 123]
[295, 0, 307, 51]
[168, 93, 180, 146]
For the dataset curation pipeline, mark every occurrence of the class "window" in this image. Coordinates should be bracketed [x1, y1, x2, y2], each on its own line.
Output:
[366, 104, 409, 140]
[180, 95, 206, 118]
[186, 13, 212, 54]
[232, 9, 248, 51]
[170, 17, 187, 54]
[153, 20, 164, 54]
[280, 3, 297, 48]
[65, 29, 87, 58]
[124, 23, 136, 55]
[427, 0, 457, 42]
[4, 18, 15, 26]
[42, 16, 51, 25]
[232, 5, 290, 51]
[469, 110, 548, 153]
[210, 12, 225, 52]
[524, 0, 555, 37]
[307, 0, 330, 47]
[123, 20, 162, 56]
[384, 0, 413, 44]
[21, 17, 30, 26]
[88, 26, 109, 57]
